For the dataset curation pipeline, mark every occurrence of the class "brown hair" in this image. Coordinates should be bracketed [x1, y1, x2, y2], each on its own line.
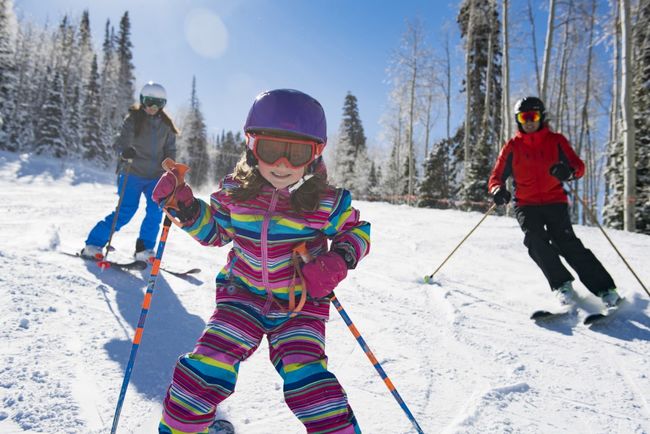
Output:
[230, 151, 328, 213]
[129, 104, 179, 136]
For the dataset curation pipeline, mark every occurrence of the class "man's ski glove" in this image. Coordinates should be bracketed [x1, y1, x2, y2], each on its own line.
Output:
[549, 162, 574, 182]
[120, 146, 137, 161]
[152, 170, 199, 223]
[301, 251, 348, 299]
[491, 187, 511, 206]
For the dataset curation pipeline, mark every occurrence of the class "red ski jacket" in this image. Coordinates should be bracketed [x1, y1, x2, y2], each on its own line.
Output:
[488, 126, 585, 206]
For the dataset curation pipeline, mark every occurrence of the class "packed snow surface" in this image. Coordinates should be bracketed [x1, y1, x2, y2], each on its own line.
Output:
[1, 151, 649, 433]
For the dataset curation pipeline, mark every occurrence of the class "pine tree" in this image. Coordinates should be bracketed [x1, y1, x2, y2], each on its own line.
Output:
[333, 92, 368, 195]
[116, 12, 134, 113]
[82, 56, 106, 162]
[367, 161, 381, 201]
[382, 138, 406, 203]
[214, 130, 244, 180]
[100, 19, 119, 151]
[457, 0, 503, 206]
[183, 76, 210, 187]
[418, 134, 455, 209]
[8, 23, 44, 152]
[603, 138, 624, 229]
[632, 0, 650, 234]
[0, 0, 18, 150]
[35, 70, 66, 157]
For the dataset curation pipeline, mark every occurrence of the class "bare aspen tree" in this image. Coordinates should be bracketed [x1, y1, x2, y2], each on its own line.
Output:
[610, 0, 620, 146]
[577, 0, 597, 224]
[443, 33, 452, 144]
[463, 0, 475, 174]
[482, 13, 495, 144]
[502, 0, 511, 142]
[389, 19, 430, 205]
[620, 0, 636, 231]
[526, 0, 541, 96]
[540, 0, 556, 101]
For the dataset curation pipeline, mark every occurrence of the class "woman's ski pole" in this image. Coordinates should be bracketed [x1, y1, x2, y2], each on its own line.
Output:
[294, 244, 425, 434]
[424, 203, 497, 284]
[576, 195, 649, 297]
[100, 160, 132, 267]
[110, 216, 173, 434]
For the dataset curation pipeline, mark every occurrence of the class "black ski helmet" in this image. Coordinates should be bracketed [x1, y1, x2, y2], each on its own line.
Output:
[514, 96, 545, 132]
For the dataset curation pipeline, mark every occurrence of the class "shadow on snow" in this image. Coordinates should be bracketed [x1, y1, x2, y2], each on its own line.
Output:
[84, 261, 206, 401]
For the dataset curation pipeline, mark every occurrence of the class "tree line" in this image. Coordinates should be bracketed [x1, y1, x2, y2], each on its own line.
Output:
[0, 0, 648, 234]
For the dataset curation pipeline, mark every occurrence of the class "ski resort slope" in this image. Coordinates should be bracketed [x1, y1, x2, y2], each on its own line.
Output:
[1, 151, 649, 434]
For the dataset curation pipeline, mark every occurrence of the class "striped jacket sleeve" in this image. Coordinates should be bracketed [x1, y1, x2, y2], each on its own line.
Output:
[181, 180, 235, 247]
[323, 189, 371, 269]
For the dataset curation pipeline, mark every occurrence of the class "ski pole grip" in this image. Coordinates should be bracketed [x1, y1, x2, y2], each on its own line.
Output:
[162, 158, 190, 186]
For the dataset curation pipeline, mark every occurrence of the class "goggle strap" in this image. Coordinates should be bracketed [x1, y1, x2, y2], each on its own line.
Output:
[288, 174, 315, 193]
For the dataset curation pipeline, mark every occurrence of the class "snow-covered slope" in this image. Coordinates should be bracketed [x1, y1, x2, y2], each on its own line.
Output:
[1, 151, 649, 434]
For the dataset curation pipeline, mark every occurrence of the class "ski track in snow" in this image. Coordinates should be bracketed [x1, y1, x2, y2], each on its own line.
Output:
[1, 151, 650, 434]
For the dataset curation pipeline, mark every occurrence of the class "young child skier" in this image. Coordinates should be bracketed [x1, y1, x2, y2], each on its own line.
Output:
[488, 96, 621, 309]
[153, 89, 370, 434]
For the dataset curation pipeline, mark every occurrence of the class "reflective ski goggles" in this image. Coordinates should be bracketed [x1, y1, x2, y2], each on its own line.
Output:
[142, 96, 166, 108]
[516, 110, 541, 124]
[248, 134, 324, 168]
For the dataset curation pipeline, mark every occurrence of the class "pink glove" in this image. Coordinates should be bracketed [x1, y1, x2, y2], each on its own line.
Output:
[301, 251, 348, 299]
[152, 170, 194, 207]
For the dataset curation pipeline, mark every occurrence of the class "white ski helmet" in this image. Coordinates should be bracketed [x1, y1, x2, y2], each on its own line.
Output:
[140, 81, 167, 107]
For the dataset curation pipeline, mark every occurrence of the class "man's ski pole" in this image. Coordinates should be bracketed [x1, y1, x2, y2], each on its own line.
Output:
[294, 244, 425, 434]
[110, 216, 173, 434]
[424, 203, 497, 284]
[100, 159, 133, 268]
[576, 195, 649, 297]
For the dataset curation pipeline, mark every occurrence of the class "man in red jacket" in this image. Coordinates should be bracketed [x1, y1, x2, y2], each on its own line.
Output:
[488, 97, 620, 308]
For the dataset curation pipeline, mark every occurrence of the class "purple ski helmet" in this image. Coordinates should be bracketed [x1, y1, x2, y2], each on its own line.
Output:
[244, 89, 327, 148]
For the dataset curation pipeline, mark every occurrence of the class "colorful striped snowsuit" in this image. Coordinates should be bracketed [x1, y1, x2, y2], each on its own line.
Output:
[160, 176, 370, 434]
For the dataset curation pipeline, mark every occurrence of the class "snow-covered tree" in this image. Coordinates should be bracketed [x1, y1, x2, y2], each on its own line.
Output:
[182, 76, 210, 187]
[115, 12, 134, 113]
[457, 0, 503, 207]
[0, 0, 18, 150]
[214, 130, 244, 180]
[332, 92, 369, 196]
[35, 70, 66, 157]
[418, 127, 462, 209]
[82, 56, 107, 162]
[99, 19, 119, 150]
[632, 0, 650, 234]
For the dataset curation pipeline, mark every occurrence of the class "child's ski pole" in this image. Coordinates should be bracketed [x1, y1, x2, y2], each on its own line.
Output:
[424, 203, 497, 284]
[294, 244, 425, 434]
[110, 160, 189, 433]
[110, 216, 173, 434]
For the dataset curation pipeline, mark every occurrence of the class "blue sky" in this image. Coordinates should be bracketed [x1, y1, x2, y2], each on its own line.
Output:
[14, 0, 469, 147]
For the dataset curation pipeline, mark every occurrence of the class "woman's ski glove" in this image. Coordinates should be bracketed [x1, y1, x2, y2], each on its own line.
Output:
[491, 187, 511, 206]
[152, 171, 199, 223]
[301, 251, 348, 299]
[120, 146, 137, 161]
[549, 162, 574, 182]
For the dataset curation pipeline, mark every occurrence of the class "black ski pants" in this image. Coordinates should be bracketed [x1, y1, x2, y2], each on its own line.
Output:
[514, 203, 615, 296]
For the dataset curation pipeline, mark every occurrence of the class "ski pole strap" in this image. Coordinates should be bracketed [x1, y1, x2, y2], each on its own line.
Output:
[287, 243, 310, 317]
